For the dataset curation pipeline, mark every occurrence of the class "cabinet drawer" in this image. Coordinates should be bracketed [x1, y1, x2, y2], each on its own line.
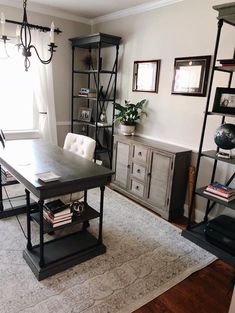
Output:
[133, 145, 148, 163]
[130, 179, 144, 197]
[132, 163, 146, 181]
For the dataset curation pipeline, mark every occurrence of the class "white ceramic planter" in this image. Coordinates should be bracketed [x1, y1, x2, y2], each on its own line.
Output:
[119, 124, 135, 136]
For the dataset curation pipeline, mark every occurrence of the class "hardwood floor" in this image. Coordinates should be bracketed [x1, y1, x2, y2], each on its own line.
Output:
[134, 218, 235, 313]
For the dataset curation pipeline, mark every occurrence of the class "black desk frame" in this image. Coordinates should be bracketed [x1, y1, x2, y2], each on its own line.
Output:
[0, 139, 113, 280]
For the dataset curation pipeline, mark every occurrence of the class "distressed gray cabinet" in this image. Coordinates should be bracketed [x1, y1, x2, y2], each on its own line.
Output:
[111, 134, 191, 220]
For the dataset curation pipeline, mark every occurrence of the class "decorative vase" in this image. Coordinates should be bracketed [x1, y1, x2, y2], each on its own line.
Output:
[120, 124, 135, 136]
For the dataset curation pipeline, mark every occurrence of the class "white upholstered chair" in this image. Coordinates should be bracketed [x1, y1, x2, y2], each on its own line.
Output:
[60, 133, 96, 203]
[63, 133, 96, 162]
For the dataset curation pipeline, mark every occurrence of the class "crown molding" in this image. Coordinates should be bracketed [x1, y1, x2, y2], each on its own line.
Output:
[0, 0, 183, 26]
[91, 0, 183, 25]
[0, 0, 91, 25]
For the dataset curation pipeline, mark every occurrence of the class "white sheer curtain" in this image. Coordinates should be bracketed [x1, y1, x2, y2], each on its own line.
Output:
[31, 29, 58, 145]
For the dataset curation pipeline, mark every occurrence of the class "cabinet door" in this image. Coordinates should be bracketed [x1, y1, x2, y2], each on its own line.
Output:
[114, 141, 130, 188]
[147, 151, 173, 213]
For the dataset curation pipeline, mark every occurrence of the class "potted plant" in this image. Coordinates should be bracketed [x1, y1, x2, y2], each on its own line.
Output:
[114, 99, 146, 135]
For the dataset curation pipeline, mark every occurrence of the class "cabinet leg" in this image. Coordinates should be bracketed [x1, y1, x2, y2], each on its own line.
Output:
[98, 186, 105, 244]
[26, 189, 32, 250]
[38, 200, 45, 267]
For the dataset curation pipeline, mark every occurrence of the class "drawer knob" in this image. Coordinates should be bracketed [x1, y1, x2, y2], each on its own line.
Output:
[136, 185, 139, 190]
[138, 151, 142, 156]
[137, 169, 141, 173]
[127, 164, 130, 169]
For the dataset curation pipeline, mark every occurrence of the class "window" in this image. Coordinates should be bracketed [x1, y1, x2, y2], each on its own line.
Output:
[0, 43, 37, 132]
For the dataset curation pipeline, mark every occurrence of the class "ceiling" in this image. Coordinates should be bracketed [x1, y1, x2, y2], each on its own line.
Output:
[0, 0, 182, 23]
[29, 0, 158, 19]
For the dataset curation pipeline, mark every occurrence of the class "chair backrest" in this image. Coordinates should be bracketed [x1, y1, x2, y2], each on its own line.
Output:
[63, 133, 96, 161]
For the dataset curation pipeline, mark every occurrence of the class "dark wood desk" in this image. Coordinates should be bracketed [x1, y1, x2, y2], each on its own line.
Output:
[0, 139, 114, 280]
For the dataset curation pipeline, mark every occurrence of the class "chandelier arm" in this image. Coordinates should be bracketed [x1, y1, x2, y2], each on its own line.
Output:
[29, 44, 55, 65]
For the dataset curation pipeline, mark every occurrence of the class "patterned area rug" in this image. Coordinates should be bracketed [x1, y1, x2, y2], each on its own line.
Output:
[0, 186, 216, 313]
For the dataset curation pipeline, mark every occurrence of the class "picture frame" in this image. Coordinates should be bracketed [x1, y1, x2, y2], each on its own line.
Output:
[132, 60, 161, 93]
[171, 55, 211, 97]
[212, 87, 235, 115]
[78, 107, 92, 122]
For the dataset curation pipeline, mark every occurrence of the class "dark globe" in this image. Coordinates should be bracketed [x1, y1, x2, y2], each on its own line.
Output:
[214, 123, 235, 150]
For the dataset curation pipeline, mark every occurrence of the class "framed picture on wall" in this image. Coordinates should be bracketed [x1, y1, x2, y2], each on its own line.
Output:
[78, 107, 92, 122]
[212, 87, 235, 115]
[132, 60, 161, 93]
[171, 55, 211, 96]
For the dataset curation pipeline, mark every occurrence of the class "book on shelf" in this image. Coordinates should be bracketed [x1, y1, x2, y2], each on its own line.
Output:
[206, 182, 235, 195]
[217, 58, 235, 65]
[205, 187, 235, 198]
[44, 199, 71, 215]
[43, 210, 73, 223]
[203, 190, 235, 202]
[78, 90, 97, 98]
[43, 213, 72, 228]
[52, 218, 72, 228]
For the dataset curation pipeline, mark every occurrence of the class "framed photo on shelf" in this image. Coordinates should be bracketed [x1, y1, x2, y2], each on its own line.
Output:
[78, 107, 92, 122]
[212, 87, 235, 115]
[171, 55, 211, 96]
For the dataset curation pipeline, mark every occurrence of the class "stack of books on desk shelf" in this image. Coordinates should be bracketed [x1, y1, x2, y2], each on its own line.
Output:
[1, 167, 15, 183]
[203, 182, 235, 202]
[43, 199, 73, 228]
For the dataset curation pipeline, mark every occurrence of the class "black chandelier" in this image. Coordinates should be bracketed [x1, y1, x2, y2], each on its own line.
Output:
[0, 0, 57, 71]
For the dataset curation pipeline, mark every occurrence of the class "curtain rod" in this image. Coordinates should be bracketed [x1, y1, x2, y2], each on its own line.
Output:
[5, 18, 62, 34]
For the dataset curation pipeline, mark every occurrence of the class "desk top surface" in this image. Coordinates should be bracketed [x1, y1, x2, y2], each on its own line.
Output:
[0, 139, 114, 199]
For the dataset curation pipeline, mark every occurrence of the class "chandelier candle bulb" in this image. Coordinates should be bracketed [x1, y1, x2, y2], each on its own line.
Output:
[16, 25, 20, 45]
[50, 21, 55, 44]
[0, 12, 5, 36]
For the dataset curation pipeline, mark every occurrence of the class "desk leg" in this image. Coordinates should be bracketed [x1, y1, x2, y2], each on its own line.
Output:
[98, 186, 105, 244]
[82, 190, 89, 230]
[0, 165, 3, 212]
[84, 190, 87, 204]
[38, 200, 45, 267]
[26, 189, 32, 250]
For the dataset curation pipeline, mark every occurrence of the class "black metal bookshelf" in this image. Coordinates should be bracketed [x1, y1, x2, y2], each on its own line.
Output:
[182, 3, 235, 266]
[69, 33, 121, 168]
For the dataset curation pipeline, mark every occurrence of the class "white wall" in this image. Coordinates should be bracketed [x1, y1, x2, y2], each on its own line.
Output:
[0, 4, 91, 146]
[93, 0, 235, 219]
[1, 1, 235, 218]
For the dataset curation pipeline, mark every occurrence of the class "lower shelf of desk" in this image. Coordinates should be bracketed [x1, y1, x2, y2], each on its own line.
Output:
[182, 223, 235, 267]
[23, 230, 106, 280]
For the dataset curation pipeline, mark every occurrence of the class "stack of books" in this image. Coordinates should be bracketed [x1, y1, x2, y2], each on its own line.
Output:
[217, 58, 235, 71]
[1, 167, 15, 183]
[203, 182, 235, 202]
[43, 199, 73, 228]
[78, 88, 96, 98]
